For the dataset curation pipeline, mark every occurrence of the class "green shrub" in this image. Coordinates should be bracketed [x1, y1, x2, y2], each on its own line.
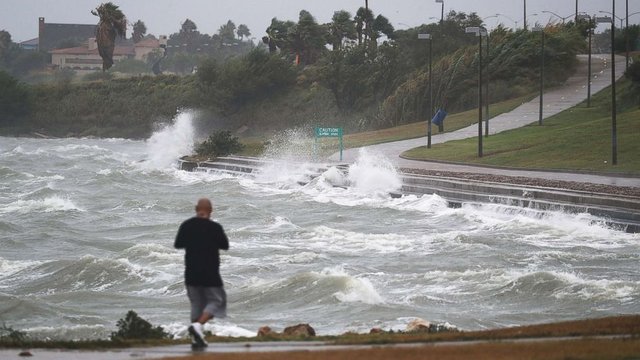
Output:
[196, 130, 244, 157]
[111, 58, 151, 74]
[110, 310, 169, 340]
[0, 70, 31, 125]
[0, 323, 28, 344]
[82, 71, 114, 82]
[625, 57, 640, 86]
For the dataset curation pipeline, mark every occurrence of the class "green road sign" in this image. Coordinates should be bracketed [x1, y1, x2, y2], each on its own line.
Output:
[315, 127, 343, 137]
[314, 127, 343, 161]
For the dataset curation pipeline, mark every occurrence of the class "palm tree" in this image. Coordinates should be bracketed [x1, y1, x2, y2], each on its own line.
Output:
[132, 20, 147, 43]
[237, 24, 251, 41]
[91, 2, 127, 71]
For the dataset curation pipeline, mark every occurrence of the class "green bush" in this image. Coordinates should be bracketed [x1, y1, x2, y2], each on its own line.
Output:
[110, 310, 169, 340]
[196, 130, 244, 157]
[0, 70, 31, 125]
[197, 48, 296, 112]
[0, 323, 28, 344]
[82, 71, 114, 82]
[111, 58, 151, 74]
[625, 57, 640, 86]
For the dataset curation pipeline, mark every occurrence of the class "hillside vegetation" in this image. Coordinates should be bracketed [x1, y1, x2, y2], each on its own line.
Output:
[0, 10, 605, 139]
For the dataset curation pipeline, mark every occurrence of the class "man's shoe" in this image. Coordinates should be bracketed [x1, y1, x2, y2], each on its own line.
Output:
[191, 342, 207, 351]
[188, 323, 208, 348]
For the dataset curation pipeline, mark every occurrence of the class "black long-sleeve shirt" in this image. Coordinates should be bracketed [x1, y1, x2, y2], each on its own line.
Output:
[174, 217, 229, 287]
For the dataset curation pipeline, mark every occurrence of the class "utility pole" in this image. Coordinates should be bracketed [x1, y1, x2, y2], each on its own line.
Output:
[611, 0, 617, 165]
[435, 0, 444, 25]
[478, 31, 483, 156]
[588, 26, 592, 107]
[524, 0, 527, 31]
[575, 0, 579, 22]
[485, 33, 490, 137]
[418, 33, 433, 148]
[626, 0, 630, 69]
[532, 26, 545, 125]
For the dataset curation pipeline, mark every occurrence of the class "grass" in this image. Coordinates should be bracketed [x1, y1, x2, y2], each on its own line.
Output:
[235, 94, 535, 158]
[402, 80, 640, 174]
[343, 95, 535, 149]
[162, 315, 640, 360]
[3, 315, 639, 350]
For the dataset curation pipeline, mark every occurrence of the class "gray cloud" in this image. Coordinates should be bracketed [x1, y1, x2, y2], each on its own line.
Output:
[2, 0, 637, 42]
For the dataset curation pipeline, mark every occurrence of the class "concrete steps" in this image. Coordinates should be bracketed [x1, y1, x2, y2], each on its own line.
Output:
[178, 156, 640, 233]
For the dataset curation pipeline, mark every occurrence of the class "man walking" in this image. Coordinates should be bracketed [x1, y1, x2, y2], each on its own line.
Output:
[175, 198, 229, 350]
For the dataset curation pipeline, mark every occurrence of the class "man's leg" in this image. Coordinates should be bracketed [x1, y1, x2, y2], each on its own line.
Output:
[186, 286, 208, 348]
[196, 312, 213, 324]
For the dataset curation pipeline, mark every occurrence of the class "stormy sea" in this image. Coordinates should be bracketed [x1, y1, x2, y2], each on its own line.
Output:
[1, 111, 638, 340]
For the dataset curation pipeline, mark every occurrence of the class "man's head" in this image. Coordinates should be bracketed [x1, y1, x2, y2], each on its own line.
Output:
[195, 198, 213, 219]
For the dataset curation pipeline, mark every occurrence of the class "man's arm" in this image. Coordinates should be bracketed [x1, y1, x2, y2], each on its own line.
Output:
[174, 222, 187, 249]
[217, 224, 229, 251]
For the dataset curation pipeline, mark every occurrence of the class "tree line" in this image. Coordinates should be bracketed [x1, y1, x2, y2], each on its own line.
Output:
[2, 3, 639, 138]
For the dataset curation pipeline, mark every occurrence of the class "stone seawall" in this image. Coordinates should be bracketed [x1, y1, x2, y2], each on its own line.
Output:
[178, 156, 640, 233]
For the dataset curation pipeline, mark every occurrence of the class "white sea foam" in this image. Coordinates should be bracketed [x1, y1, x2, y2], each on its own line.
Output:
[347, 148, 401, 194]
[319, 267, 384, 305]
[308, 226, 424, 254]
[0, 258, 42, 280]
[0, 196, 83, 214]
[143, 110, 196, 170]
[163, 321, 255, 339]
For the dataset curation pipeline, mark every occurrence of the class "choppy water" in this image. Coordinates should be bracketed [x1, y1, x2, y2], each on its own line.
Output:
[1, 112, 639, 340]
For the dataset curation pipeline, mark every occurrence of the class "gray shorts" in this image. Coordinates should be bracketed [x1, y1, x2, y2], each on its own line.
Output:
[186, 285, 227, 321]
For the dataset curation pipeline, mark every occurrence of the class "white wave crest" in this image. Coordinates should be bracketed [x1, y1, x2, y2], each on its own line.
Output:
[347, 148, 401, 194]
[319, 266, 384, 305]
[143, 110, 195, 170]
[0, 196, 83, 214]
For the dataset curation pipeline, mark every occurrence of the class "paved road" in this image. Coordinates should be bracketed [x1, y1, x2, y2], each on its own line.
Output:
[2, 335, 634, 359]
[330, 54, 639, 187]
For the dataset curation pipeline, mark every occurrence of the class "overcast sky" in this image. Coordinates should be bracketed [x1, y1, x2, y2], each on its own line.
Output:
[2, 0, 639, 42]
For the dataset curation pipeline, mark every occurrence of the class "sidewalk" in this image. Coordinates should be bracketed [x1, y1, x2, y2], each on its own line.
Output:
[330, 54, 639, 187]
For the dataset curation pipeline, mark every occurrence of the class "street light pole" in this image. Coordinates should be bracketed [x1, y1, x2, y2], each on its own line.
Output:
[611, 0, 617, 166]
[626, 0, 629, 70]
[542, 11, 576, 24]
[588, 26, 592, 107]
[485, 33, 490, 137]
[540, 30, 545, 126]
[496, 13, 517, 29]
[435, 0, 444, 24]
[577, 14, 592, 107]
[533, 26, 545, 125]
[418, 33, 433, 148]
[524, 0, 527, 31]
[466, 27, 485, 157]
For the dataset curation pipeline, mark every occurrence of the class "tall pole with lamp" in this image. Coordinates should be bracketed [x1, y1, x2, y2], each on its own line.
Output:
[485, 32, 490, 137]
[418, 33, 433, 148]
[611, 0, 617, 166]
[626, 0, 629, 70]
[524, 0, 527, 31]
[482, 15, 498, 134]
[465, 27, 486, 157]
[435, 0, 444, 24]
[532, 26, 545, 126]
[495, 13, 518, 29]
[577, 14, 593, 107]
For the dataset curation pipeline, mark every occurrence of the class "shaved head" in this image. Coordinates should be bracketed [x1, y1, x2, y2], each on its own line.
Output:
[195, 198, 213, 219]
